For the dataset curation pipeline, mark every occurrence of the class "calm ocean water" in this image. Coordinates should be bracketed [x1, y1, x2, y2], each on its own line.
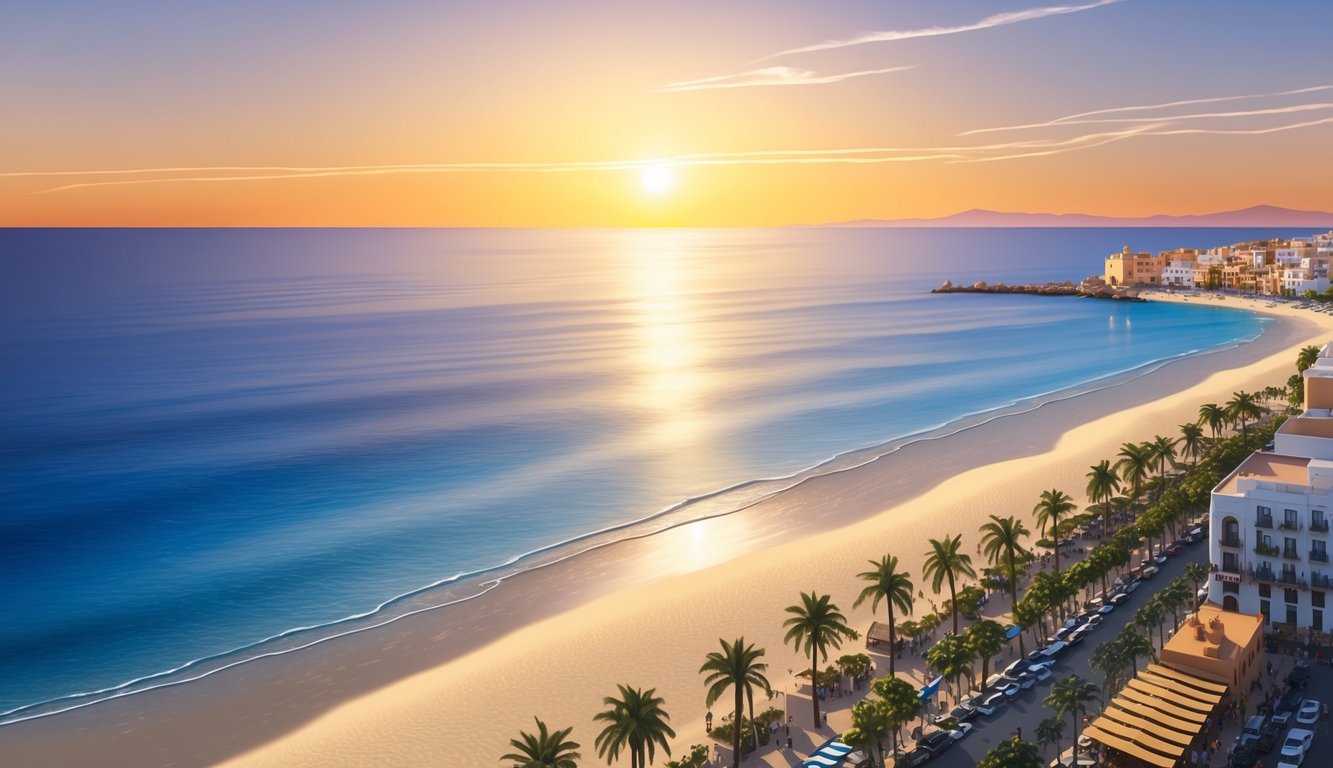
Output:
[0, 227, 1299, 721]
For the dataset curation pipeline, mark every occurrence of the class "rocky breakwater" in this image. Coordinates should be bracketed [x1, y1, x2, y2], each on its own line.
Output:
[930, 275, 1143, 301]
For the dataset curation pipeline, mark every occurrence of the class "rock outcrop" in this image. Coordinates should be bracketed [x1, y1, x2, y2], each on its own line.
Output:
[930, 275, 1143, 301]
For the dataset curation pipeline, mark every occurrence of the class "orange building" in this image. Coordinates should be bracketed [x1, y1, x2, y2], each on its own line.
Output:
[1159, 606, 1264, 697]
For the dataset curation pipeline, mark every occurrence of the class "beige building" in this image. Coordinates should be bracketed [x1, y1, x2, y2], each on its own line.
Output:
[1160, 606, 1264, 697]
[1105, 246, 1165, 286]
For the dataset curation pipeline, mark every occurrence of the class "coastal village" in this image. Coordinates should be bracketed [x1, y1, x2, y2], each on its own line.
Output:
[1101, 232, 1333, 296]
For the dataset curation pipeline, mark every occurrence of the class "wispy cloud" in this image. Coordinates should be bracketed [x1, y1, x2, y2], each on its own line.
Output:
[658, 65, 913, 93]
[961, 84, 1333, 134]
[765, 0, 1122, 59]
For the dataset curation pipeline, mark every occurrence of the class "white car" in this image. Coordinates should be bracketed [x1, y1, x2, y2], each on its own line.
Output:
[1281, 728, 1314, 763]
[975, 691, 1008, 716]
[1097, 604, 1116, 615]
[948, 722, 974, 741]
[1042, 641, 1068, 658]
[1295, 699, 1321, 725]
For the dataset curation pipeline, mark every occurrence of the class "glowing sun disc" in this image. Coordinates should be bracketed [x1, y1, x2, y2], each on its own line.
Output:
[642, 164, 673, 195]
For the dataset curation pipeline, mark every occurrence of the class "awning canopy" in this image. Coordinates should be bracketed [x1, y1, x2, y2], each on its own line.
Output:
[1004, 624, 1023, 639]
[1084, 662, 1225, 768]
[918, 676, 943, 702]
[801, 737, 854, 768]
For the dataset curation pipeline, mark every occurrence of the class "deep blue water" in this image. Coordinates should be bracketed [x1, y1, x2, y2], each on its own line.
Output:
[0, 227, 1299, 721]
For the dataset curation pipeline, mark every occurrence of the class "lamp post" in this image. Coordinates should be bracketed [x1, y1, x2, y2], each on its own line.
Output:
[705, 711, 712, 734]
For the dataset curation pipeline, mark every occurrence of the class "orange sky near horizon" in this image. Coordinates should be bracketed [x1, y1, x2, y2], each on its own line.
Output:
[2, 1, 1331, 227]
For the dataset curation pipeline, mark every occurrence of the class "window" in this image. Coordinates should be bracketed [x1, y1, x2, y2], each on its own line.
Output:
[1286, 589, 1299, 604]
[1285, 509, 1299, 528]
[1224, 581, 1239, 595]
[1287, 605, 1298, 624]
[1260, 584, 1272, 598]
[1262, 600, 1271, 623]
[1316, 609, 1325, 632]
[1315, 591, 1326, 608]
[1314, 540, 1328, 562]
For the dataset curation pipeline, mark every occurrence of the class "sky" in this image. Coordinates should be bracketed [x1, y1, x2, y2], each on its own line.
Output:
[1, 0, 1331, 226]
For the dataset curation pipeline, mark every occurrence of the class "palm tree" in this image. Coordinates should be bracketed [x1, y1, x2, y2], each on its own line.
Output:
[1089, 638, 1127, 703]
[967, 619, 1008, 689]
[1136, 595, 1167, 649]
[845, 699, 892, 767]
[1148, 435, 1178, 500]
[700, 638, 771, 768]
[1184, 562, 1208, 604]
[978, 736, 1043, 768]
[1034, 489, 1076, 575]
[1045, 675, 1100, 752]
[854, 554, 914, 676]
[1178, 423, 1205, 466]
[1085, 460, 1122, 528]
[1226, 391, 1263, 447]
[1198, 403, 1227, 441]
[784, 591, 856, 731]
[979, 514, 1031, 657]
[923, 534, 977, 635]
[593, 685, 675, 768]
[1035, 716, 1066, 760]
[1116, 442, 1153, 512]
[503, 718, 581, 768]
[925, 632, 975, 705]
[1298, 344, 1321, 373]
[872, 675, 923, 757]
[1117, 626, 1155, 674]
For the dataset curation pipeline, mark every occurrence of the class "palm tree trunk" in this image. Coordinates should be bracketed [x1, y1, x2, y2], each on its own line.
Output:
[947, 571, 959, 635]
[811, 650, 821, 730]
[747, 692, 759, 752]
[1053, 527, 1061, 574]
[1008, 549, 1026, 658]
[888, 602, 897, 677]
[732, 687, 743, 768]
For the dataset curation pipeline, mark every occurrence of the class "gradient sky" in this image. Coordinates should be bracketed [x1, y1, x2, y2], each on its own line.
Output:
[2, 0, 1331, 226]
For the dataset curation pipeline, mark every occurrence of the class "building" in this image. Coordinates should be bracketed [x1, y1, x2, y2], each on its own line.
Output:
[1105, 246, 1165, 286]
[1208, 343, 1333, 637]
[1159, 607, 1264, 697]
[1161, 260, 1196, 288]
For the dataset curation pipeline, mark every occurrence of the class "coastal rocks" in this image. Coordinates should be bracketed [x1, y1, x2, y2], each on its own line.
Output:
[930, 275, 1143, 300]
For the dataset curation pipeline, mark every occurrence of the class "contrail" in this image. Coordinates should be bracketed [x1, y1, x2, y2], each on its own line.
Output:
[658, 65, 913, 93]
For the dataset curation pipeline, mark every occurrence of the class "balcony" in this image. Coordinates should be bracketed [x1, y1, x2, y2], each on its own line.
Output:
[1313, 519, 1330, 533]
[1284, 547, 1302, 561]
[1312, 550, 1330, 563]
[1220, 534, 1243, 548]
[1313, 572, 1333, 589]
[1255, 543, 1280, 557]
[1256, 516, 1274, 529]
[1280, 520, 1303, 532]
[1280, 572, 1302, 586]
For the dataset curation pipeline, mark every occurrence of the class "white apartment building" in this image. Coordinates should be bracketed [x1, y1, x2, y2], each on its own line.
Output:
[1209, 343, 1333, 633]
[1161, 260, 1196, 288]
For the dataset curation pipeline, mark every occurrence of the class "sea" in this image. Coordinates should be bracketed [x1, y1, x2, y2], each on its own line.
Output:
[0, 226, 1306, 723]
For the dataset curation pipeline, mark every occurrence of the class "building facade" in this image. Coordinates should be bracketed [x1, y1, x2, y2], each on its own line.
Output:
[1208, 343, 1333, 635]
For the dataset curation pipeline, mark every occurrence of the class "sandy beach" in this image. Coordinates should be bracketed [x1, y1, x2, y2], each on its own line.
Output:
[4, 292, 1331, 767]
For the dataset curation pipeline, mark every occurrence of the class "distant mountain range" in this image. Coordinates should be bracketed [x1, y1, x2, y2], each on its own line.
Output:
[821, 205, 1333, 228]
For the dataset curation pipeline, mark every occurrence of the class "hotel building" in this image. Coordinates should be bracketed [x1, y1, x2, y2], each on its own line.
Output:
[1208, 343, 1333, 635]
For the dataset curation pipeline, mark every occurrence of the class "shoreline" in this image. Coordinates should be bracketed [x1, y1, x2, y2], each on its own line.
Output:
[3, 292, 1329, 767]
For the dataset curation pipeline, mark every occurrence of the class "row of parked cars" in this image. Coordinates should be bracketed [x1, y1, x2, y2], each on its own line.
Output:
[1230, 661, 1322, 768]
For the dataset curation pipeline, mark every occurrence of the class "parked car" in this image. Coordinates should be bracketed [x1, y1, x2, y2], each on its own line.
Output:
[1041, 641, 1068, 659]
[918, 730, 954, 757]
[1295, 699, 1320, 725]
[1241, 715, 1265, 741]
[1069, 624, 1095, 645]
[1003, 659, 1028, 677]
[1097, 603, 1117, 615]
[1257, 721, 1281, 753]
[947, 722, 974, 742]
[1229, 742, 1257, 768]
[1026, 649, 1052, 666]
[1188, 527, 1205, 543]
[1109, 592, 1130, 606]
[1271, 705, 1294, 728]
[1015, 671, 1038, 690]
[975, 691, 1008, 716]
[1289, 663, 1311, 689]
[1122, 579, 1142, 594]
[1028, 665, 1053, 684]
[1164, 542, 1183, 557]
[898, 747, 931, 766]
[1281, 728, 1314, 763]
[994, 679, 1022, 698]
[1141, 565, 1161, 579]
[1047, 627, 1075, 644]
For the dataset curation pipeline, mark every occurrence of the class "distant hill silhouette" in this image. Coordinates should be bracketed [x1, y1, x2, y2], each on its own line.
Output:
[822, 205, 1333, 228]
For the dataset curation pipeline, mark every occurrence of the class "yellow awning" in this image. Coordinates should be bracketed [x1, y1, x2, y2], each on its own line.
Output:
[1090, 714, 1187, 754]
[1140, 670, 1223, 704]
[1146, 663, 1228, 694]
[1116, 691, 1207, 725]
[1127, 679, 1214, 712]
[1083, 725, 1176, 768]
[1099, 710, 1193, 745]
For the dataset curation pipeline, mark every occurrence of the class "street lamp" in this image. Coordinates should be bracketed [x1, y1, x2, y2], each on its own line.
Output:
[705, 711, 712, 734]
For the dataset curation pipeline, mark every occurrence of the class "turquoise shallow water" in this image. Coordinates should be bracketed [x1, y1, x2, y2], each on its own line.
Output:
[0, 226, 1288, 721]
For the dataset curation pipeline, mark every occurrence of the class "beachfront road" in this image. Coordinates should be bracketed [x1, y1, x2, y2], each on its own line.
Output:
[924, 538, 1207, 768]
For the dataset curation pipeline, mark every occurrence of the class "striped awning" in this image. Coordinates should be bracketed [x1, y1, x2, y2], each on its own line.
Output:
[801, 737, 854, 768]
[1084, 662, 1225, 768]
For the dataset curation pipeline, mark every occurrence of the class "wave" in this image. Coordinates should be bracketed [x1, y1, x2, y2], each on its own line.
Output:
[0, 311, 1268, 727]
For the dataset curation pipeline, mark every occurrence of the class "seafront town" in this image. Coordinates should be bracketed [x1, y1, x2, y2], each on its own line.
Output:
[1102, 232, 1333, 296]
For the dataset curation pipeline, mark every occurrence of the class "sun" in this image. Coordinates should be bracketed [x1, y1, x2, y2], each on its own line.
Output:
[641, 164, 673, 196]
